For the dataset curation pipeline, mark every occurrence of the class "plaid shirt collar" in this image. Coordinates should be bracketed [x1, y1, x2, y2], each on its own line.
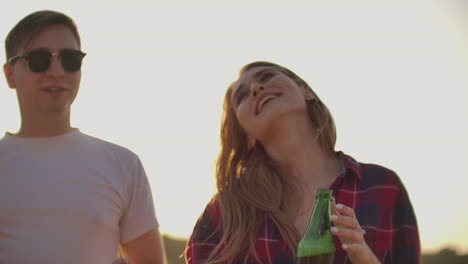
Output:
[338, 151, 362, 182]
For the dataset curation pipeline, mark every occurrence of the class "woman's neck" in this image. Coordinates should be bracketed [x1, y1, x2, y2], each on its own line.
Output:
[261, 117, 340, 189]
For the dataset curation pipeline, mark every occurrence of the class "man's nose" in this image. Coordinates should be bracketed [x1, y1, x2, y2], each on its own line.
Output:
[46, 55, 65, 76]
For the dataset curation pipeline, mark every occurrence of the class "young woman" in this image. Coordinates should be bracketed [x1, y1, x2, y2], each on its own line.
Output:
[185, 61, 420, 264]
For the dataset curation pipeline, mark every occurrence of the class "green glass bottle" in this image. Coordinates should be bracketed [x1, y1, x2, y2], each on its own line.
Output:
[296, 188, 336, 264]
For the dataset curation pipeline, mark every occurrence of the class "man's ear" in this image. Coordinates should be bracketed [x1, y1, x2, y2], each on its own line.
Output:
[3, 63, 16, 89]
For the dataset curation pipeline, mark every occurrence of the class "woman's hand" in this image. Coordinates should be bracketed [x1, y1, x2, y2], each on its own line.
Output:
[331, 199, 381, 264]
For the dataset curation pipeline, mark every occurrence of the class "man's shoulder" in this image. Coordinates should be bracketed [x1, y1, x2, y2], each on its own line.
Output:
[0, 133, 9, 145]
[77, 131, 140, 160]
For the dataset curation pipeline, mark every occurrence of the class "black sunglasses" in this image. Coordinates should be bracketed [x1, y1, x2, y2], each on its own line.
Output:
[7, 48, 87, 73]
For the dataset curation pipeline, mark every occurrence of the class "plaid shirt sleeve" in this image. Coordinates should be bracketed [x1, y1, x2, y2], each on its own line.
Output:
[333, 153, 421, 264]
[390, 173, 421, 263]
[185, 197, 222, 264]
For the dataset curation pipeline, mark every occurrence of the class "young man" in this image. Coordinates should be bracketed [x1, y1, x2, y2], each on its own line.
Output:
[0, 10, 166, 264]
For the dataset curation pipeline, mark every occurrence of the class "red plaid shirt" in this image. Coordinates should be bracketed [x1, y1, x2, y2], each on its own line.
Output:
[185, 152, 421, 264]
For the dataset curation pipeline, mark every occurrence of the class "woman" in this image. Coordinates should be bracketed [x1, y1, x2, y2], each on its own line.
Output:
[185, 61, 420, 264]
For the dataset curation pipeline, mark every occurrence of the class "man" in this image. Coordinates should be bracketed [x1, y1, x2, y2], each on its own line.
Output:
[0, 10, 166, 264]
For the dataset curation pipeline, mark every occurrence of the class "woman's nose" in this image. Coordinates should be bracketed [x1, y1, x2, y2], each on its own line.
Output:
[250, 83, 265, 97]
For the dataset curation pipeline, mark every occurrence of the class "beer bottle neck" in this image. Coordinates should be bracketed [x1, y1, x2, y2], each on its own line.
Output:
[303, 190, 332, 238]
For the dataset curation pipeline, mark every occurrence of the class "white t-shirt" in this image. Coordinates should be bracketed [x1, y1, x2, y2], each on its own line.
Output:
[0, 129, 158, 264]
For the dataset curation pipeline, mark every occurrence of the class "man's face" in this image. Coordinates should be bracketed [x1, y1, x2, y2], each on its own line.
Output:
[4, 24, 82, 118]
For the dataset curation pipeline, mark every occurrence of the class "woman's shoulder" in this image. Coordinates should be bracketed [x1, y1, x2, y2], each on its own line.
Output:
[360, 162, 405, 188]
[341, 152, 405, 189]
[195, 195, 222, 228]
[206, 195, 221, 216]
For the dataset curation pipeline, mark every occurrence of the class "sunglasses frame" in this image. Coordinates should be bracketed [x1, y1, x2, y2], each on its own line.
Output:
[7, 48, 87, 72]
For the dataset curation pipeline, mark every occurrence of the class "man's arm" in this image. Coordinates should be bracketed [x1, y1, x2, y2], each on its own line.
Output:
[120, 228, 167, 264]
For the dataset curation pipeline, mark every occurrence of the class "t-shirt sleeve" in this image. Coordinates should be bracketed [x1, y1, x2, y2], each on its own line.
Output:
[119, 154, 159, 244]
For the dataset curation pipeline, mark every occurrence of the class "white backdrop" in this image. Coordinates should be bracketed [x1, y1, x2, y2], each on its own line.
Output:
[1, 0, 467, 253]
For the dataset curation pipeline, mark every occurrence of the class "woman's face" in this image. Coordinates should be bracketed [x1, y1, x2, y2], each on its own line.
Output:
[230, 66, 313, 142]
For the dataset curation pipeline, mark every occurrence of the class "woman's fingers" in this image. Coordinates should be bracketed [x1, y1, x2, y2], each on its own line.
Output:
[343, 240, 381, 264]
[332, 213, 359, 230]
[331, 226, 364, 243]
[335, 203, 356, 218]
[331, 203, 367, 245]
[331, 200, 380, 263]
[342, 243, 363, 253]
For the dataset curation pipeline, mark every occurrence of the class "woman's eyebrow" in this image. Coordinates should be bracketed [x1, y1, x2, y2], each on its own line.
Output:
[253, 68, 272, 79]
[232, 68, 273, 102]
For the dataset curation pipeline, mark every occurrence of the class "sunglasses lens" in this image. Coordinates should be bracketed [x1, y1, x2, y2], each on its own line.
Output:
[27, 50, 51, 72]
[61, 50, 84, 72]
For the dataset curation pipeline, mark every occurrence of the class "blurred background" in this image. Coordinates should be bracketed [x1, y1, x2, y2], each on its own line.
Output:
[1, 0, 467, 263]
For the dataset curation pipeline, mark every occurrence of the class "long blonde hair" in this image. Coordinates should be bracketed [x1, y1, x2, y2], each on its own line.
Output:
[208, 61, 336, 264]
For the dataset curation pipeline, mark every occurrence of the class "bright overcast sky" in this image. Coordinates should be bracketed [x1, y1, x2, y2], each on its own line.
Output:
[1, 0, 467, 254]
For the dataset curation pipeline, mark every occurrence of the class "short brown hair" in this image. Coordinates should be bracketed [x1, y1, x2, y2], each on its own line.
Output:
[4, 10, 81, 62]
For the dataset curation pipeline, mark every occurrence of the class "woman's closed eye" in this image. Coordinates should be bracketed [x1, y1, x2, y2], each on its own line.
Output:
[236, 91, 249, 105]
[259, 71, 275, 83]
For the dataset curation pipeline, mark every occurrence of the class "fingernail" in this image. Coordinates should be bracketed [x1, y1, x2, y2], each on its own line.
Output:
[336, 204, 343, 209]
[342, 244, 348, 249]
[331, 214, 338, 221]
[331, 227, 338, 233]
